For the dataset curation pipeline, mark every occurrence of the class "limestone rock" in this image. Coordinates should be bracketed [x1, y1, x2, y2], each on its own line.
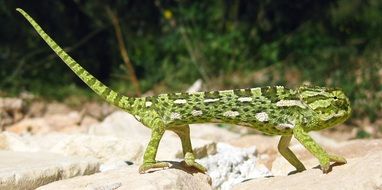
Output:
[37, 164, 212, 190]
[49, 134, 144, 163]
[44, 102, 72, 115]
[0, 97, 23, 111]
[44, 112, 82, 132]
[0, 151, 100, 190]
[82, 102, 116, 119]
[187, 79, 203, 92]
[0, 97, 25, 127]
[79, 116, 99, 128]
[233, 139, 382, 190]
[189, 124, 240, 142]
[0, 132, 40, 151]
[6, 117, 51, 134]
[27, 101, 46, 117]
[6, 112, 83, 134]
[88, 111, 150, 139]
[198, 143, 271, 190]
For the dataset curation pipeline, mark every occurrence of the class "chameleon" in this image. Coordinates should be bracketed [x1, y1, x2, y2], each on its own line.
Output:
[17, 8, 351, 174]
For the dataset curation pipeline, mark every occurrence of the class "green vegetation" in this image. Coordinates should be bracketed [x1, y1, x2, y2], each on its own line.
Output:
[0, 1, 381, 122]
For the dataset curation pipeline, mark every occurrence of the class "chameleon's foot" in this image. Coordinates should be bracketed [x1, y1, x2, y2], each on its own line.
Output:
[184, 152, 207, 173]
[139, 161, 170, 174]
[329, 154, 347, 164]
[319, 154, 347, 173]
[319, 157, 331, 173]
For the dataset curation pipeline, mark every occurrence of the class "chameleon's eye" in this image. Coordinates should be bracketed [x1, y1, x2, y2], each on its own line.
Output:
[333, 96, 338, 100]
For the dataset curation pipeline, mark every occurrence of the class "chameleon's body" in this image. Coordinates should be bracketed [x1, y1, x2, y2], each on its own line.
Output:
[17, 8, 351, 174]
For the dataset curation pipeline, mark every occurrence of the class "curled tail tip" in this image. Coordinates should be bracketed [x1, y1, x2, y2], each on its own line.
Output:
[16, 8, 24, 13]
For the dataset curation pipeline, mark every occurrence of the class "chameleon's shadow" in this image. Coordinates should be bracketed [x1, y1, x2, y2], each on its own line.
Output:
[146, 161, 205, 174]
[241, 162, 346, 184]
[244, 162, 347, 183]
[307, 162, 345, 174]
[285, 162, 346, 175]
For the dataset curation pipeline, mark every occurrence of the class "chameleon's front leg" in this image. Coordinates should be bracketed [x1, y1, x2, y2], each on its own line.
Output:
[139, 126, 169, 173]
[171, 125, 207, 173]
[293, 125, 346, 173]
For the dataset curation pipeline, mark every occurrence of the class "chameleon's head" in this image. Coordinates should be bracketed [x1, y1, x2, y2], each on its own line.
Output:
[299, 86, 351, 129]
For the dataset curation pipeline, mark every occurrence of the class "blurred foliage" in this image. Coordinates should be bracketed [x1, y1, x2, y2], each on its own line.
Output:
[0, 0, 381, 122]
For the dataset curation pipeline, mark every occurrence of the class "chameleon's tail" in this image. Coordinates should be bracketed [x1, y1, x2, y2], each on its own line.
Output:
[16, 8, 137, 112]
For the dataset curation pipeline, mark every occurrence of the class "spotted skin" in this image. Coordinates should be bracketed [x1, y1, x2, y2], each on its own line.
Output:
[17, 8, 351, 174]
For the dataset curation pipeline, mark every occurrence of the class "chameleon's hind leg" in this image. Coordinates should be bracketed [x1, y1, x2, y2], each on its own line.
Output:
[139, 126, 169, 173]
[278, 135, 306, 172]
[293, 125, 346, 173]
[172, 125, 207, 173]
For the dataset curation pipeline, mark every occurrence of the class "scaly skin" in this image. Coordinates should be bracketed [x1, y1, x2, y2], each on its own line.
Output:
[17, 8, 351, 174]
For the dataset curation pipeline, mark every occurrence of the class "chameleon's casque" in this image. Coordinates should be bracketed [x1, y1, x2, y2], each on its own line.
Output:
[17, 8, 351, 174]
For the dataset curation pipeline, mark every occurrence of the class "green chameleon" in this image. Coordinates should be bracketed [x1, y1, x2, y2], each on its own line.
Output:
[17, 8, 351, 174]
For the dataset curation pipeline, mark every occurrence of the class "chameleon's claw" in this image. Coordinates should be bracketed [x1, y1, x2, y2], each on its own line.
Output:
[319, 154, 346, 173]
[184, 152, 207, 173]
[321, 163, 330, 173]
[139, 161, 170, 174]
[319, 157, 331, 174]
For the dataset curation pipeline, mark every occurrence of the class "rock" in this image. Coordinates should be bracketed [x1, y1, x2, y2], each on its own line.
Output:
[37, 164, 211, 190]
[88, 111, 150, 139]
[44, 112, 82, 132]
[0, 132, 40, 151]
[228, 135, 279, 154]
[198, 143, 271, 190]
[80, 116, 99, 128]
[44, 102, 72, 115]
[27, 101, 46, 117]
[233, 139, 382, 190]
[0, 97, 23, 111]
[0, 97, 24, 127]
[6, 112, 83, 134]
[187, 79, 203, 92]
[49, 134, 144, 163]
[82, 102, 116, 119]
[0, 151, 100, 190]
[6, 118, 51, 134]
[189, 124, 240, 142]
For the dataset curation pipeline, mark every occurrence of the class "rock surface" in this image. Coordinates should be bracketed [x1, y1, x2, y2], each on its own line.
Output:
[37, 164, 212, 190]
[0, 151, 100, 190]
[49, 134, 144, 163]
[198, 143, 271, 190]
[234, 139, 382, 190]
